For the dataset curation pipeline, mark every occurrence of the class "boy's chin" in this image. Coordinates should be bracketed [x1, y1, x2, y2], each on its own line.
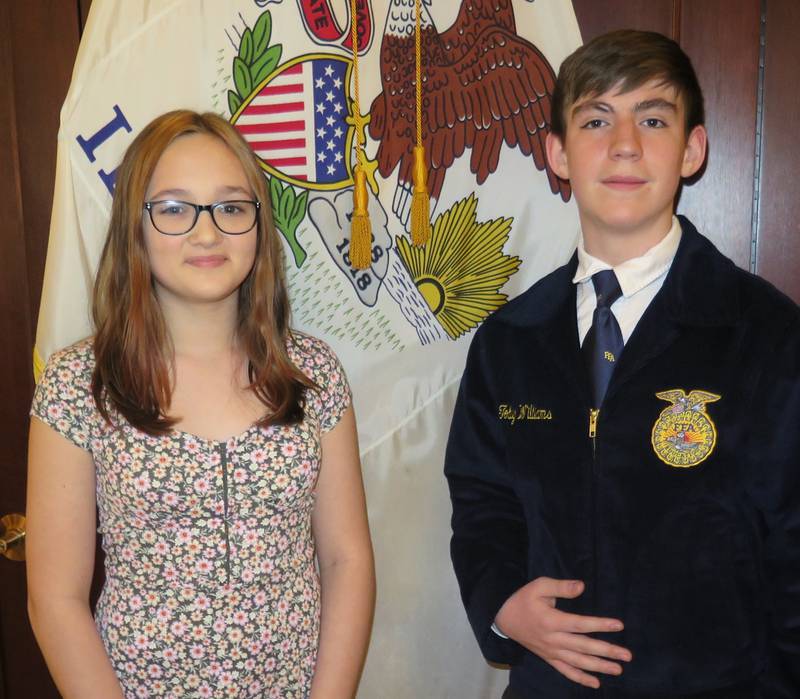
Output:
[591, 209, 673, 237]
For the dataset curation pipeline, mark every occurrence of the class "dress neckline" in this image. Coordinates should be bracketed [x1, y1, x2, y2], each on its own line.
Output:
[169, 421, 265, 445]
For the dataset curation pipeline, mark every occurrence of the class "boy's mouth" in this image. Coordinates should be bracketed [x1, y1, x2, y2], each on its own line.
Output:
[602, 176, 647, 190]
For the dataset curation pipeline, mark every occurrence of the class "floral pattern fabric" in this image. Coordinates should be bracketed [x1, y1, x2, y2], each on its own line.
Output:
[31, 334, 351, 698]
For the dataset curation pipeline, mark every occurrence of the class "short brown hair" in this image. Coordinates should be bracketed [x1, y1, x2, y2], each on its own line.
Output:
[92, 110, 314, 435]
[550, 30, 704, 138]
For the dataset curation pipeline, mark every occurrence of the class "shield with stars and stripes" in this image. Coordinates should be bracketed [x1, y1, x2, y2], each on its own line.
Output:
[231, 53, 355, 191]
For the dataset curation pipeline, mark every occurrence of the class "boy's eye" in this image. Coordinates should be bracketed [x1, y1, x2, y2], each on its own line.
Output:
[581, 119, 606, 129]
[642, 117, 667, 128]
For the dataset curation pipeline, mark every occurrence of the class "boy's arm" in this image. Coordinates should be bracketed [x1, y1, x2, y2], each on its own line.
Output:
[444, 331, 529, 665]
[753, 322, 800, 697]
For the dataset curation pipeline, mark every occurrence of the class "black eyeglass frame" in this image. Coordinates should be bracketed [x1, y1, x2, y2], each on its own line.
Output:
[142, 199, 261, 236]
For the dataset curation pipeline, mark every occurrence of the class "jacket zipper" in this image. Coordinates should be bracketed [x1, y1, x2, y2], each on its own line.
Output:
[589, 408, 599, 441]
[588, 406, 600, 653]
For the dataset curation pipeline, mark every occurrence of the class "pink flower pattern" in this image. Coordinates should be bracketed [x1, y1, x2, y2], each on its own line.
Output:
[31, 334, 351, 698]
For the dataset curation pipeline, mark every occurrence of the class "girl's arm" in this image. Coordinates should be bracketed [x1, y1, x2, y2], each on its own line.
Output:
[26, 417, 125, 699]
[309, 406, 376, 699]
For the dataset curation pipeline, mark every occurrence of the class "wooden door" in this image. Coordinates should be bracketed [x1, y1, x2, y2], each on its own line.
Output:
[1, 1, 797, 696]
[0, 5, 85, 698]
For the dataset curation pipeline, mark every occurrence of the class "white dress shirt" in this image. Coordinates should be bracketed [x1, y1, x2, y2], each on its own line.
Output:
[573, 215, 682, 346]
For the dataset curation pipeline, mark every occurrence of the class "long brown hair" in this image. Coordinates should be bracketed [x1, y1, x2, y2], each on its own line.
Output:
[92, 110, 314, 435]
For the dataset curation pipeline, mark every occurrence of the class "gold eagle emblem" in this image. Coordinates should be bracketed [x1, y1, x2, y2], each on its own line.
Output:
[651, 389, 721, 468]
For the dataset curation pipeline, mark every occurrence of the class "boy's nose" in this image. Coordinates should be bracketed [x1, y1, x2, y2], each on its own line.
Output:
[609, 121, 642, 159]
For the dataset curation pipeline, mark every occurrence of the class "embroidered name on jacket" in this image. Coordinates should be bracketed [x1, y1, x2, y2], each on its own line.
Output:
[498, 404, 553, 424]
[651, 389, 721, 467]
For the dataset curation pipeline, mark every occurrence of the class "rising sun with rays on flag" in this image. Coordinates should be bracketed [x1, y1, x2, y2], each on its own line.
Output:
[395, 193, 521, 339]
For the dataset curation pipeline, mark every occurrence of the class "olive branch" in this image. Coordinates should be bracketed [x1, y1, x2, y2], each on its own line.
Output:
[228, 11, 282, 115]
[228, 11, 308, 269]
[270, 178, 308, 268]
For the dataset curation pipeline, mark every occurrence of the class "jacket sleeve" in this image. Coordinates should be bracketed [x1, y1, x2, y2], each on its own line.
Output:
[444, 326, 529, 665]
[753, 319, 800, 697]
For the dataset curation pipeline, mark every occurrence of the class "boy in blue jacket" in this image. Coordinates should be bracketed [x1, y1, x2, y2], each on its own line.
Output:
[445, 29, 800, 698]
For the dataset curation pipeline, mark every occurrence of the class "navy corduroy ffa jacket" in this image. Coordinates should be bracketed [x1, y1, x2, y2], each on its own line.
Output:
[445, 217, 800, 698]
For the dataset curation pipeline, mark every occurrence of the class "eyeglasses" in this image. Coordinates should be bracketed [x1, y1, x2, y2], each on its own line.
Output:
[143, 200, 260, 236]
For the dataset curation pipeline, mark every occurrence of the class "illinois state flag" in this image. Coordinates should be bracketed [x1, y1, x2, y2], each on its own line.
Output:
[36, 1, 581, 696]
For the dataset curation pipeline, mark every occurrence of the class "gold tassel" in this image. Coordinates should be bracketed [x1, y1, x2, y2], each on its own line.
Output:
[411, 146, 431, 246]
[410, 0, 430, 247]
[350, 168, 372, 270]
[349, 0, 371, 270]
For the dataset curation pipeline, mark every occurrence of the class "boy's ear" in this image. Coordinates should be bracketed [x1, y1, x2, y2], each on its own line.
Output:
[546, 131, 570, 180]
[681, 125, 708, 178]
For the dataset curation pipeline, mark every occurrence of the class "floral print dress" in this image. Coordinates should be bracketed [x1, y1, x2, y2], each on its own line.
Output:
[31, 334, 351, 699]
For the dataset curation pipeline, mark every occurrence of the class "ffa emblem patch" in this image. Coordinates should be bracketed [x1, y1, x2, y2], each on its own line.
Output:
[651, 389, 721, 468]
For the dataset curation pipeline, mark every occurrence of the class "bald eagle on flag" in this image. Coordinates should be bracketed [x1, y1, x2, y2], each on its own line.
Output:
[368, 0, 572, 228]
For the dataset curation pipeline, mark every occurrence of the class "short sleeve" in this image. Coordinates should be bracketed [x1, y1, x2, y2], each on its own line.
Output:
[292, 333, 352, 433]
[30, 341, 96, 452]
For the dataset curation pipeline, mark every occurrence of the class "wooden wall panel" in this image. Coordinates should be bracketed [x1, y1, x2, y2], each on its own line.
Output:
[0, 10, 36, 694]
[0, 1, 33, 463]
[0, 4, 39, 693]
[0, 4, 81, 698]
[757, 0, 800, 302]
[572, 0, 674, 40]
[677, 0, 761, 269]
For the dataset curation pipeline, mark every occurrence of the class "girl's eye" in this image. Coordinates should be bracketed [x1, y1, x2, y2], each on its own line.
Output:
[157, 202, 187, 216]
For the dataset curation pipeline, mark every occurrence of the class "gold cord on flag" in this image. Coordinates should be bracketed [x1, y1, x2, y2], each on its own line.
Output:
[410, 0, 431, 247]
[349, 0, 372, 270]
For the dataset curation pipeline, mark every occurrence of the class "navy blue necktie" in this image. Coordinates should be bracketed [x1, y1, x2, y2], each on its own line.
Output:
[583, 270, 624, 407]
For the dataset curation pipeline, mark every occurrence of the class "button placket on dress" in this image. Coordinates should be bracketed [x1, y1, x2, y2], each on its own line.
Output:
[226, 438, 242, 581]
[218, 442, 232, 584]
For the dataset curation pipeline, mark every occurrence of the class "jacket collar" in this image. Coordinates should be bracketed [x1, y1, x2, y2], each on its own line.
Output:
[660, 215, 740, 327]
[502, 215, 741, 330]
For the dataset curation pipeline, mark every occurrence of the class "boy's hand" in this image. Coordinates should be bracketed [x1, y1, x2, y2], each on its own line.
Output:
[494, 577, 632, 689]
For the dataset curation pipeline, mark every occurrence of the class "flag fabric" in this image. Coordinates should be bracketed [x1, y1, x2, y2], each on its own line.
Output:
[36, 1, 582, 695]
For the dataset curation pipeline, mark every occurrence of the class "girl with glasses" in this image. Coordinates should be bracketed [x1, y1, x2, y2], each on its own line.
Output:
[26, 110, 375, 699]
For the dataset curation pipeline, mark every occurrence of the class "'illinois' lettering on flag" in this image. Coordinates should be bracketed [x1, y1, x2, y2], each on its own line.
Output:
[36, 1, 581, 695]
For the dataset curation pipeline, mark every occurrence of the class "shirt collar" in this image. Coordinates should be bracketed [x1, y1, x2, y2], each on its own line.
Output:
[572, 215, 682, 297]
